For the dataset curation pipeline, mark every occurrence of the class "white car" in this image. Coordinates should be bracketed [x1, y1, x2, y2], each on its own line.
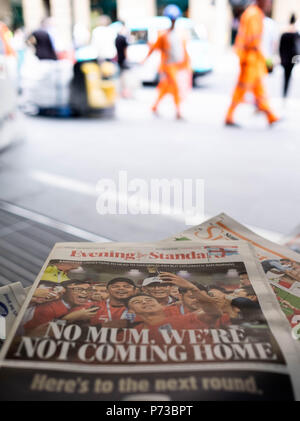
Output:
[112, 17, 214, 85]
[0, 33, 19, 151]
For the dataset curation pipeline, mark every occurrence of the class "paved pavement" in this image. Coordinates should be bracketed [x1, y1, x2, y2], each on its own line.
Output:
[0, 52, 299, 243]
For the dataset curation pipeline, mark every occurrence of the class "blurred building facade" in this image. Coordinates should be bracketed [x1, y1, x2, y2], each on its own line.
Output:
[117, 0, 156, 21]
[0, 0, 13, 25]
[273, 0, 300, 27]
[1, 0, 300, 48]
[21, 0, 90, 48]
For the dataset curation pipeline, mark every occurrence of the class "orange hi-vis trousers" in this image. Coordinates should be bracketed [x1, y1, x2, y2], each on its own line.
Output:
[226, 63, 278, 124]
[152, 64, 181, 112]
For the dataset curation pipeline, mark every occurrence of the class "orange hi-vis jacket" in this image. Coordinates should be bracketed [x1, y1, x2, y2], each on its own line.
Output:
[234, 4, 267, 82]
[148, 29, 190, 74]
[226, 4, 278, 124]
[146, 29, 191, 108]
[0, 22, 15, 56]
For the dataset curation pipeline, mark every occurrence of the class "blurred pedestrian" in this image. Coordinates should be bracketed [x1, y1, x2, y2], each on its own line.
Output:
[0, 21, 15, 56]
[12, 27, 26, 90]
[231, 16, 240, 46]
[115, 22, 131, 98]
[225, 0, 279, 127]
[73, 23, 97, 62]
[91, 15, 115, 61]
[73, 23, 91, 50]
[12, 27, 25, 61]
[143, 4, 191, 120]
[279, 14, 300, 99]
[115, 22, 129, 69]
[28, 19, 57, 60]
[262, 15, 279, 73]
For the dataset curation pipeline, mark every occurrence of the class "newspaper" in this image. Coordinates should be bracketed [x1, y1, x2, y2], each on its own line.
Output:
[0, 282, 27, 349]
[0, 241, 299, 401]
[165, 213, 300, 337]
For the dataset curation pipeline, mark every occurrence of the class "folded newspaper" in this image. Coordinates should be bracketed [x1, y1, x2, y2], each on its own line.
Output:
[0, 283, 27, 349]
[166, 213, 300, 339]
[0, 241, 299, 401]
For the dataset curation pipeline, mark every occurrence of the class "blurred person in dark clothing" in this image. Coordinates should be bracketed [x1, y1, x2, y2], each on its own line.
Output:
[115, 22, 130, 98]
[115, 22, 129, 70]
[28, 19, 57, 60]
[279, 14, 300, 98]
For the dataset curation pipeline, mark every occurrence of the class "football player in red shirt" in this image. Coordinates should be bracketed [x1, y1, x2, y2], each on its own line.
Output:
[23, 281, 96, 335]
[90, 278, 138, 327]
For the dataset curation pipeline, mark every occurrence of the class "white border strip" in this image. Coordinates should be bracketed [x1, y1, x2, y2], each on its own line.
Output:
[1, 359, 289, 375]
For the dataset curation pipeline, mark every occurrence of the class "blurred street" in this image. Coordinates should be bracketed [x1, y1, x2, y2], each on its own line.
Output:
[0, 51, 299, 243]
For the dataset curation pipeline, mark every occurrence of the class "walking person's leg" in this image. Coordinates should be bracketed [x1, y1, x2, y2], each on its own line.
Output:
[283, 64, 294, 98]
[253, 78, 278, 125]
[225, 65, 250, 125]
[168, 66, 182, 119]
[225, 82, 247, 125]
[152, 78, 168, 114]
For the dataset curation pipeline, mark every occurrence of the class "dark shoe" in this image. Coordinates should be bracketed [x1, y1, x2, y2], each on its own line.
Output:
[225, 120, 241, 128]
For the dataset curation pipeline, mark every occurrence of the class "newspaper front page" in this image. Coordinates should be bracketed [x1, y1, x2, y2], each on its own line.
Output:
[0, 241, 299, 401]
[166, 214, 300, 338]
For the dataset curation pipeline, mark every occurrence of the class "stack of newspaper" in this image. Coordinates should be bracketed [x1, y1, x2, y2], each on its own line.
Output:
[1, 214, 300, 401]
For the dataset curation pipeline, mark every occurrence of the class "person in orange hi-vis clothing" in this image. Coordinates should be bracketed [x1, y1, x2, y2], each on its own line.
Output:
[0, 21, 15, 56]
[225, 0, 279, 127]
[143, 5, 191, 120]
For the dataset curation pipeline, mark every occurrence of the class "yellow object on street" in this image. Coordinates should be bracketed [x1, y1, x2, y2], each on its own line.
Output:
[81, 62, 116, 109]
